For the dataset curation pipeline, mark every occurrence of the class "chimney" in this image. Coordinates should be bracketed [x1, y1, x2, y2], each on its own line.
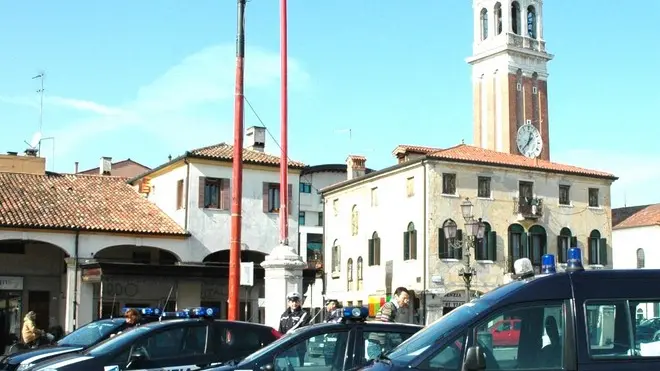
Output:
[74, 161, 79, 173]
[100, 157, 112, 175]
[346, 155, 367, 180]
[6, 151, 17, 156]
[246, 126, 266, 152]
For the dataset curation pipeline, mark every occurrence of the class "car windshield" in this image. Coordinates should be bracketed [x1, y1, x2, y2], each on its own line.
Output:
[58, 320, 123, 347]
[83, 326, 151, 356]
[387, 281, 526, 365]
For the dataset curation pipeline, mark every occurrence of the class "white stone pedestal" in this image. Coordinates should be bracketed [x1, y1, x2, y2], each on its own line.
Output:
[261, 243, 306, 330]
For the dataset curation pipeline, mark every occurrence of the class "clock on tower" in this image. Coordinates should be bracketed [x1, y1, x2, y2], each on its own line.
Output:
[467, 0, 554, 161]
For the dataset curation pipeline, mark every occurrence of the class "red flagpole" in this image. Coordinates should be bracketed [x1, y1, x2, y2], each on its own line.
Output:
[228, 0, 247, 321]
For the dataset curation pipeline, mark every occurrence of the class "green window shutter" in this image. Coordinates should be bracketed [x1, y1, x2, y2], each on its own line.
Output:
[438, 228, 447, 259]
[368, 239, 375, 266]
[411, 230, 417, 260]
[599, 238, 608, 265]
[556, 236, 564, 263]
[403, 231, 410, 260]
[488, 231, 497, 261]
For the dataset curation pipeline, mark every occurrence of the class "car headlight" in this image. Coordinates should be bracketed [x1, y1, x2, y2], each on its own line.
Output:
[17, 363, 35, 371]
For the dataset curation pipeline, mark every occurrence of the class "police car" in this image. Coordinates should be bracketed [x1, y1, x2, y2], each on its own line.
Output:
[30, 307, 281, 371]
[0, 308, 167, 371]
[358, 247, 660, 371]
[201, 306, 423, 371]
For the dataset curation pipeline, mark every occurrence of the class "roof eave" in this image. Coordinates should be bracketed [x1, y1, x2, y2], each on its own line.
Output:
[428, 156, 618, 181]
[188, 153, 306, 170]
[0, 224, 190, 238]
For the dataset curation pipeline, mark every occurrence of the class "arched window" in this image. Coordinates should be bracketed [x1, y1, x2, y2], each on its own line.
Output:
[351, 205, 358, 236]
[511, 1, 521, 34]
[439, 219, 462, 260]
[557, 227, 575, 264]
[507, 223, 525, 272]
[347, 258, 353, 291]
[357, 257, 364, 290]
[475, 222, 496, 261]
[494, 2, 503, 35]
[588, 230, 607, 265]
[480, 8, 489, 40]
[636, 248, 645, 269]
[528, 225, 547, 269]
[368, 232, 381, 266]
[403, 222, 417, 260]
[527, 6, 537, 38]
[331, 239, 341, 274]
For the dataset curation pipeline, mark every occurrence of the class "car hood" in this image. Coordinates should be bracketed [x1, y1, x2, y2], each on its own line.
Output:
[30, 353, 94, 370]
[3, 346, 82, 365]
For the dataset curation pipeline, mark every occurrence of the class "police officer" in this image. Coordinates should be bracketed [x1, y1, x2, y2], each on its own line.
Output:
[324, 299, 343, 323]
[279, 292, 310, 366]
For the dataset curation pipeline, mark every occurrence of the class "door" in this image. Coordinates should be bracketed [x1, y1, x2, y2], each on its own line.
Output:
[0, 291, 22, 351]
[355, 326, 418, 368]
[519, 181, 533, 202]
[121, 324, 210, 370]
[28, 291, 50, 331]
[272, 330, 351, 371]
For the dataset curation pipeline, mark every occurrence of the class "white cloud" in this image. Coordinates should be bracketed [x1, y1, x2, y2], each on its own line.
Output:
[39, 43, 310, 157]
[553, 149, 660, 208]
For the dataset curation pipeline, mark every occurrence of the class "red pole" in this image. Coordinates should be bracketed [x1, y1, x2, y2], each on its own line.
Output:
[279, 0, 289, 244]
[228, 0, 247, 321]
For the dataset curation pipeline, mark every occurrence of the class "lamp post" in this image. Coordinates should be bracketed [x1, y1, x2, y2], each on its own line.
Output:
[443, 198, 486, 305]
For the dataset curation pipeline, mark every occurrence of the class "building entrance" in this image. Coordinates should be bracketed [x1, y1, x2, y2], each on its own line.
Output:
[0, 291, 22, 353]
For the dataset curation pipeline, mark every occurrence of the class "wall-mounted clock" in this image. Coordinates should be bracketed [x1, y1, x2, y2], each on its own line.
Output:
[516, 123, 543, 158]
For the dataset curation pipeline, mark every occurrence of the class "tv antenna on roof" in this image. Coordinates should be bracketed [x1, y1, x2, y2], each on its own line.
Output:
[32, 72, 45, 156]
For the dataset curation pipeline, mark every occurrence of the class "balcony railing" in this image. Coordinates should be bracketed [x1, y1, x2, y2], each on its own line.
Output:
[513, 197, 543, 219]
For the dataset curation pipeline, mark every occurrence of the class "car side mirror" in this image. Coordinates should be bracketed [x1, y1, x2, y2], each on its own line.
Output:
[127, 352, 146, 368]
[261, 363, 274, 371]
[463, 346, 486, 371]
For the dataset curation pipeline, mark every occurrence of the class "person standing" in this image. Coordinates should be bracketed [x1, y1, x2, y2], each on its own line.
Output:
[279, 292, 310, 366]
[375, 287, 410, 323]
[324, 299, 343, 323]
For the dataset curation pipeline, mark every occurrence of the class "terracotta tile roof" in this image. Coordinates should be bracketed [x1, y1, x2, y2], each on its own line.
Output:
[427, 144, 617, 179]
[392, 144, 443, 156]
[189, 143, 306, 169]
[613, 204, 660, 230]
[0, 172, 187, 235]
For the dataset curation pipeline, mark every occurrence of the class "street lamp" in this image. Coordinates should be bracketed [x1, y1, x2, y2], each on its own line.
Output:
[443, 198, 485, 305]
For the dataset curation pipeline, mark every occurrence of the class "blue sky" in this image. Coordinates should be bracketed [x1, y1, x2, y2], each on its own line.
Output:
[1, 1, 658, 208]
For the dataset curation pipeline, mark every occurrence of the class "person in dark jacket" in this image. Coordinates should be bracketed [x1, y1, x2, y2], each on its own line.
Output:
[375, 287, 410, 323]
[279, 292, 310, 365]
[324, 299, 343, 323]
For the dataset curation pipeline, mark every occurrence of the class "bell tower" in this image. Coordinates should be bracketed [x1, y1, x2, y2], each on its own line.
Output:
[467, 0, 554, 160]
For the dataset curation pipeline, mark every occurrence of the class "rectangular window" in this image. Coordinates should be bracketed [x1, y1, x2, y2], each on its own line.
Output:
[298, 211, 306, 226]
[318, 212, 324, 227]
[442, 174, 456, 195]
[585, 299, 660, 359]
[559, 185, 570, 205]
[477, 176, 491, 198]
[333, 199, 339, 216]
[371, 187, 378, 207]
[199, 177, 230, 210]
[263, 183, 292, 214]
[176, 179, 185, 209]
[406, 177, 415, 197]
[299, 182, 312, 193]
[589, 188, 600, 207]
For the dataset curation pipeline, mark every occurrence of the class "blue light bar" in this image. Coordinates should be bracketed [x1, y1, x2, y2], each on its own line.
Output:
[121, 307, 162, 317]
[541, 254, 556, 274]
[341, 306, 369, 320]
[565, 247, 584, 272]
[184, 307, 220, 318]
[161, 311, 188, 318]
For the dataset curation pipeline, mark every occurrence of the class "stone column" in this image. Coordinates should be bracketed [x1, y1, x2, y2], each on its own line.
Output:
[64, 258, 78, 333]
[261, 244, 306, 330]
